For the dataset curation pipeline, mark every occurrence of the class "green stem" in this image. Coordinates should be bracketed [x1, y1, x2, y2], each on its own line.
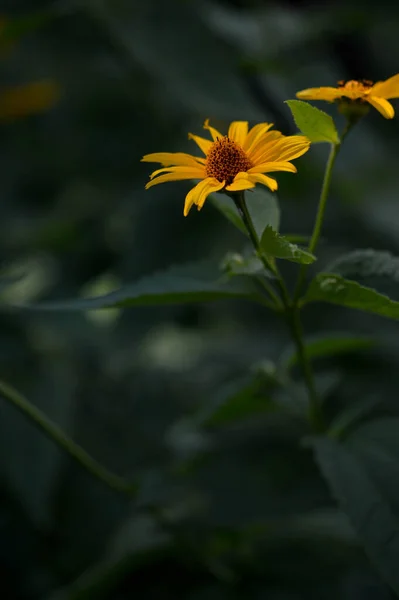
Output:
[233, 192, 285, 309]
[0, 379, 136, 497]
[233, 191, 324, 430]
[294, 141, 340, 301]
[287, 308, 325, 431]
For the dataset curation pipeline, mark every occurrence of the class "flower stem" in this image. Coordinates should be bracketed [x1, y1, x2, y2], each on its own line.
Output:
[287, 307, 325, 431]
[294, 141, 340, 301]
[232, 192, 283, 309]
[0, 378, 137, 497]
[233, 191, 324, 430]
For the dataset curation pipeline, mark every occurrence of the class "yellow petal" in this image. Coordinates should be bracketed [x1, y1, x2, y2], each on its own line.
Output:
[242, 122, 274, 152]
[247, 173, 278, 192]
[149, 166, 205, 180]
[253, 136, 310, 165]
[183, 177, 224, 216]
[145, 167, 205, 189]
[0, 80, 59, 120]
[367, 96, 395, 119]
[227, 121, 248, 145]
[370, 74, 399, 99]
[247, 131, 284, 161]
[249, 161, 297, 174]
[226, 173, 256, 192]
[188, 133, 212, 155]
[203, 118, 223, 141]
[296, 87, 342, 102]
[141, 152, 205, 167]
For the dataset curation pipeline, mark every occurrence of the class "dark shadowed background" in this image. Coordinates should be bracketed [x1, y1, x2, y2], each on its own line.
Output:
[1, 0, 399, 598]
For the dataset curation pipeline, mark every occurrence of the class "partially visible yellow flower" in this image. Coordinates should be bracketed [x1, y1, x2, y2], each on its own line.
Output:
[0, 81, 60, 121]
[296, 74, 399, 119]
[142, 120, 310, 216]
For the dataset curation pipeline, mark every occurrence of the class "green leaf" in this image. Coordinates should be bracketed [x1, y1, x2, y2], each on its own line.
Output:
[302, 273, 399, 319]
[328, 398, 382, 440]
[311, 436, 399, 596]
[210, 186, 280, 236]
[220, 251, 274, 279]
[326, 249, 399, 288]
[210, 194, 247, 235]
[260, 226, 316, 264]
[284, 234, 312, 244]
[280, 333, 375, 370]
[13, 261, 262, 311]
[194, 375, 275, 427]
[346, 419, 399, 514]
[246, 186, 280, 237]
[285, 100, 339, 144]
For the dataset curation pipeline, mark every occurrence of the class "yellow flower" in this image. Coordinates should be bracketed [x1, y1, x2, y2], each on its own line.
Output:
[142, 120, 310, 216]
[296, 74, 399, 119]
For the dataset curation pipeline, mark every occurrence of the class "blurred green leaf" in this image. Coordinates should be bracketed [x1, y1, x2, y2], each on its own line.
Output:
[0, 272, 26, 295]
[211, 187, 280, 237]
[285, 100, 339, 144]
[326, 249, 399, 282]
[195, 375, 275, 427]
[346, 419, 399, 514]
[14, 261, 262, 311]
[311, 436, 399, 595]
[280, 333, 374, 369]
[328, 398, 382, 440]
[210, 194, 247, 235]
[220, 252, 274, 278]
[260, 226, 316, 264]
[302, 273, 399, 319]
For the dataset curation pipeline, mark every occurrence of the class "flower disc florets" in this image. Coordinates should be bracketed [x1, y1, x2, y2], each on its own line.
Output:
[336, 79, 373, 100]
[205, 136, 253, 185]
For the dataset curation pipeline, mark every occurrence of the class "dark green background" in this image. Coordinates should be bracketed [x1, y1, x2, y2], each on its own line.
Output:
[1, 0, 399, 598]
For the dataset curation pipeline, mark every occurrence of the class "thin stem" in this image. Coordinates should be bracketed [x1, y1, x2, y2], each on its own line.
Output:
[0, 379, 137, 497]
[287, 308, 325, 431]
[232, 192, 285, 309]
[294, 142, 340, 302]
[233, 191, 324, 431]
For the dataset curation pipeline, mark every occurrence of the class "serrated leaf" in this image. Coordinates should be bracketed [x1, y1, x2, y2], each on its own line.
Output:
[302, 273, 399, 319]
[260, 226, 316, 264]
[285, 100, 339, 144]
[280, 333, 374, 370]
[210, 186, 280, 237]
[311, 436, 399, 595]
[12, 261, 262, 311]
[326, 249, 399, 302]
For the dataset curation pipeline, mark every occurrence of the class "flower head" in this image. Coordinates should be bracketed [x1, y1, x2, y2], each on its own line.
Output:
[296, 74, 399, 119]
[142, 120, 310, 216]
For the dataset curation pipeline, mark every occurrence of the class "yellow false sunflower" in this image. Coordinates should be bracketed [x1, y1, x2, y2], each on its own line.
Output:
[296, 74, 399, 119]
[142, 120, 310, 216]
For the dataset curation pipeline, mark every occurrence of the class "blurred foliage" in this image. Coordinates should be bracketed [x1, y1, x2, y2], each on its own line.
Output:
[2, 0, 399, 599]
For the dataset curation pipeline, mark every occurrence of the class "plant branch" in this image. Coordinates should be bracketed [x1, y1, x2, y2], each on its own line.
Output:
[0, 378, 137, 497]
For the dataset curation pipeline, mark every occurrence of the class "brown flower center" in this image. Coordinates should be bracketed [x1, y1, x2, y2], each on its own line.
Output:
[205, 137, 253, 185]
[337, 79, 373, 101]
